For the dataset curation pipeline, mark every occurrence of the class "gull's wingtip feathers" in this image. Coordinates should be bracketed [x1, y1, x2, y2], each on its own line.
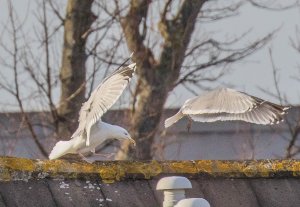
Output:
[280, 107, 290, 115]
[128, 63, 136, 70]
[118, 63, 136, 80]
[130, 52, 134, 58]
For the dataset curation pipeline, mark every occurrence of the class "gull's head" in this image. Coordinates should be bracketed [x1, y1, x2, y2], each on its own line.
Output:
[114, 126, 136, 146]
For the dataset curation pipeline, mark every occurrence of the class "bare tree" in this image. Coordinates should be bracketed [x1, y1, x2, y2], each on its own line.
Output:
[257, 48, 300, 158]
[0, 1, 48, 157]
[249, 0, 300, 158]
[57, 0, 97, 138]
[22, 0, 61, 133]
[0, 0, 273, 160]
[0, 0, 122, 158]
[110, 0, 272, 160]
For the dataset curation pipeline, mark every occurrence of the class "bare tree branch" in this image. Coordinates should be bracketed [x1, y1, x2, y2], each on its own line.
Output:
[177, 32, 273, 86]
[248, 0, 298, 11]
[265, 48, 300, 158]
[48, 0, 65, 23]
[199, 1, 244, 22]
[3, 0, 48, 157]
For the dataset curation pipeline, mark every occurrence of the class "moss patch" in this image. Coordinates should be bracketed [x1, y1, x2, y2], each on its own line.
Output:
[0, 157, 299, 182]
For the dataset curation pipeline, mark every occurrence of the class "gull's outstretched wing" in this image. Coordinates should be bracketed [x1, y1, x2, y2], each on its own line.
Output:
[72, 63, 136, 145]
[188, 101, 289, 125]
[182, 88, 261, 114]
[164, 87, 289, 128]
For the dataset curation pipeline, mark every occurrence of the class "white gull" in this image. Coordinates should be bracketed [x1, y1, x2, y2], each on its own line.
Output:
[49, 63, 136, 160]
[165, 87, 290, 128]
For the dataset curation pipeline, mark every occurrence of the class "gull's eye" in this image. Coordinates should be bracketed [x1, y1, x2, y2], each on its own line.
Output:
[124, 132, 128, 136]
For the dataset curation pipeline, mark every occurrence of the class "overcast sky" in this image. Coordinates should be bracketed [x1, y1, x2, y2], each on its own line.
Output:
[1, 0, 300, 112]
[168, 1, 300, 108]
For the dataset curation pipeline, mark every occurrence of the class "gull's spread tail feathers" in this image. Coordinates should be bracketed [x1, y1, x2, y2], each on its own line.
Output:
[165, 111, 184, 128]
[49, 140, 75, 160]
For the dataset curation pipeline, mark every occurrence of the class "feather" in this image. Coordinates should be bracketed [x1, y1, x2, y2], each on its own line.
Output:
[165, 111, 184, 128]
[49, 140, 75, 160]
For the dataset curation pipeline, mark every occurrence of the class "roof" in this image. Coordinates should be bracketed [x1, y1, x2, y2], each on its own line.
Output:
[0, 157, 300, 207]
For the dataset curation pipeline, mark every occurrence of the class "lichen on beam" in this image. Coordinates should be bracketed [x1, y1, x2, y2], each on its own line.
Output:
[0, 157, 299, 183]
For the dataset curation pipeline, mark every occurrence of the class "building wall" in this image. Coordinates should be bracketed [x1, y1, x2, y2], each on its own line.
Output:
[0, 107, 299, 160]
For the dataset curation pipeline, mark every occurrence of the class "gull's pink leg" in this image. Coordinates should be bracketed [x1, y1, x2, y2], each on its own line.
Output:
[187, 117, 192, 132]
[79, 153, 94, 164]
[92, 152, 114, 159]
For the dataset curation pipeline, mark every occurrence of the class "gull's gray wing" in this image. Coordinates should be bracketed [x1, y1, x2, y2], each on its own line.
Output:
[164, 87, 289, 128]
[72, 63, 136, 145]
[182, 88, 261, 114]
[165, 87, 256, 128]
[188, 101, 289, 125]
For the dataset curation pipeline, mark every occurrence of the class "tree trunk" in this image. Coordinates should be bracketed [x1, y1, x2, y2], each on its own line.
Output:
[117, 66, 171, 160]
[116, 0, 205, 160]
[57, 0, 96, 139]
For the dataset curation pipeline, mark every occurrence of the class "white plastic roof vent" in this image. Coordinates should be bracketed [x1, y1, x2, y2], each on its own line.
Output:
[175, 198, 210, 207]
[156, 176, 192, 207]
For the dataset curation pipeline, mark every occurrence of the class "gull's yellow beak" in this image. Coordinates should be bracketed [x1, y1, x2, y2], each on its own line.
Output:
[129, 137, 136, 146]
